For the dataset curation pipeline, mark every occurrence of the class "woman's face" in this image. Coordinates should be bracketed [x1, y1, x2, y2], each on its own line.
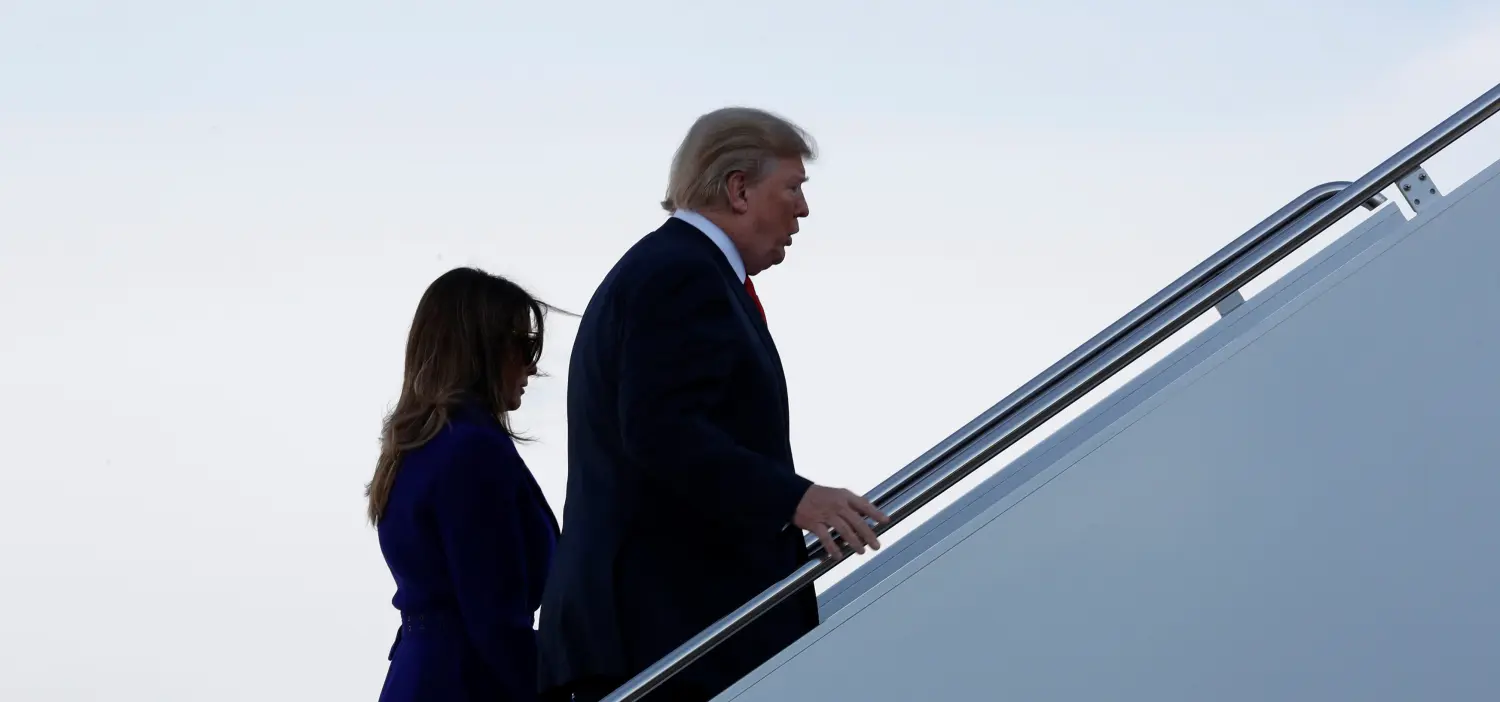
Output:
[504, 331, 540, 411]
[505, 362, 537, 411]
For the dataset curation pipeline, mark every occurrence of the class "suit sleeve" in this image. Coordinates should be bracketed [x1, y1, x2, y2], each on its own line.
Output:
[616, 260, 812, 535]
[431, 433, 538, 701]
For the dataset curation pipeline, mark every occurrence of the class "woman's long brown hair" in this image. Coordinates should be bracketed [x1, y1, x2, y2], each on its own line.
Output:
[366, 267, 551, 525]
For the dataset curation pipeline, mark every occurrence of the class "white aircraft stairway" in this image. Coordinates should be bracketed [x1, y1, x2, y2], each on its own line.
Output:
[601, 82, 1500, 701]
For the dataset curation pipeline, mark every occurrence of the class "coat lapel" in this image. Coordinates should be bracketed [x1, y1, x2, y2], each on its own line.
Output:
[717, 270, 791, 444]
[727, 276, 781, 365]
[665, 219, 792, 430]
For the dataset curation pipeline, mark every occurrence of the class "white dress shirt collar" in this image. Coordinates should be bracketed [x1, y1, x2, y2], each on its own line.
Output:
[672, 208, 746, 283]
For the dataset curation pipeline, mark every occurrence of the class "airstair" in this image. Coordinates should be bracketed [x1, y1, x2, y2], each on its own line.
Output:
[605, 82, 1500, 701]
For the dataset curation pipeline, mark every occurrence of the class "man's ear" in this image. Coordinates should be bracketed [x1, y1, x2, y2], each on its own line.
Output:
[725, 171, 751, 214]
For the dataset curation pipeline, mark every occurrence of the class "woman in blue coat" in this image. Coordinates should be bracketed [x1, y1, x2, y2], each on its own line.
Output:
[368, 267, 560, 702]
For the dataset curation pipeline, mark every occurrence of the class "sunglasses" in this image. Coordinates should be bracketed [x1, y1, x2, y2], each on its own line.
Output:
[516, 331, 542, 365]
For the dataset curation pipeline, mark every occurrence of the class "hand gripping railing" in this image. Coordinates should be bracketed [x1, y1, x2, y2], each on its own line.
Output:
[603, 81, 1500, 702]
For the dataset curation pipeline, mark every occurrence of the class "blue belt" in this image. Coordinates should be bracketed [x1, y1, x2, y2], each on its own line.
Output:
[388, 609, 461, 659]
[400, 609, 461, 633]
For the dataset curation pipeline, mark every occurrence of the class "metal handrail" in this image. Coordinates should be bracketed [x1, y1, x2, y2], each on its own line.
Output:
[800, 188, 1391, 556]
[605, 81, 1500, 702]
[799, 180, 1363, 556]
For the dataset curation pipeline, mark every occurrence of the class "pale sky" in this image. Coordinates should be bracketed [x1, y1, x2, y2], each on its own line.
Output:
[4, 2, 1500, 700]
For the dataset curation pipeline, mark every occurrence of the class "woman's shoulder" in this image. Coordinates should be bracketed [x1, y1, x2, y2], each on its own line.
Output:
[402, 439, 510, 520]
[400, 410, 517, 475]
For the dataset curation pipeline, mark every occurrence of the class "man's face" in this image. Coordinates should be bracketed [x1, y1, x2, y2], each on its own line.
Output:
[739, 157, 809, 275]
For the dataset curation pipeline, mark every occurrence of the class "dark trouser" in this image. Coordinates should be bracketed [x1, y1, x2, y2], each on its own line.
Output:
[569, 676, 715, 702]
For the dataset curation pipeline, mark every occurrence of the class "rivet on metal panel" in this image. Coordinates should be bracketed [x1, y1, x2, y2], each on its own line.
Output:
[1396, 166, 1443, 213]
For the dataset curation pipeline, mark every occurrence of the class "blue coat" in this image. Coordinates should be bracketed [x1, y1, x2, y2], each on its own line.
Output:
[377, 403, 559, 702]
[538, 218, 818, 700]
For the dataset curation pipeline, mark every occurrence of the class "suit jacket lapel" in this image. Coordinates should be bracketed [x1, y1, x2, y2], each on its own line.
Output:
[728, 277, 779, 361]
[665, 218, 792, 428]
[724, 274, 791, 431]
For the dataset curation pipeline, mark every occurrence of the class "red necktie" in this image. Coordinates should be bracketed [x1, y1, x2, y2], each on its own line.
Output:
[744, 277, 766, 322]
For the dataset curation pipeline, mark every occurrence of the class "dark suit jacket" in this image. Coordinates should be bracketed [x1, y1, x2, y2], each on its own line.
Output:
[537, 217, 818, 699]
[377, 402, 560, 702]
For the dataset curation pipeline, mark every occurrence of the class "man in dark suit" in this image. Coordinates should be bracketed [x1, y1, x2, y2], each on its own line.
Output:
[538, 107, 890, 702]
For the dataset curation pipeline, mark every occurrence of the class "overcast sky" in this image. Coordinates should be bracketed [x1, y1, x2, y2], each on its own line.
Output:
[5, 1, 1500, 700]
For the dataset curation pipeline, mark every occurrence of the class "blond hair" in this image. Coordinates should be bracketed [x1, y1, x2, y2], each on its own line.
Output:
[661, 107, 817, 212]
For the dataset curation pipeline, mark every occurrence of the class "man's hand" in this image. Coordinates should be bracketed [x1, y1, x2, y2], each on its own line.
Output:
[793, 485, 891, 561]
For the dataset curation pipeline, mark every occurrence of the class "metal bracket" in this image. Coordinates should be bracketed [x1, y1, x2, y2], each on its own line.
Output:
[1396, 166, 1443, 213]
[1210, 188, 1387, 321]
[1215, 290, 1245, 317]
